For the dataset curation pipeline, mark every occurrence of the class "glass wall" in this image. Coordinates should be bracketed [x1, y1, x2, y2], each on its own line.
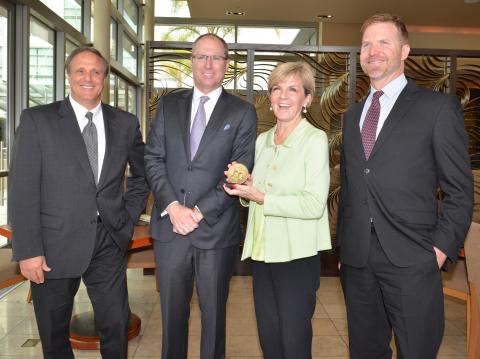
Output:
[39, 0, 83, 32]
[109, 73, 116, 106]
[65, 39, 78, 96]
[122, 0, 138, 34]
[110, 19, 117, 60]
[109, 72, 137, 115]
[29, 17, 55, 108]
[122, 32, 137, 75]
[0, 4, 8, 231]
[155, 0, 190, 17]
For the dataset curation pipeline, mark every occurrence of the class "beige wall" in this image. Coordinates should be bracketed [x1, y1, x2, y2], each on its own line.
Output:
[319, 22, 480, 50]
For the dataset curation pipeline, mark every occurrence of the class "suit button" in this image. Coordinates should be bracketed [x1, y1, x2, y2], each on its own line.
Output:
[180, 189, 185, 194]
[364, 168, 370, 174]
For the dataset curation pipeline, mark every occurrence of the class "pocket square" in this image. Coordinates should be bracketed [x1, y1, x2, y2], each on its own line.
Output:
[223, 124, 231, 131]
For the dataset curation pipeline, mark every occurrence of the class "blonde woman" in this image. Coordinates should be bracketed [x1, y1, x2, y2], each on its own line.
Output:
[224, 61, 331, 359]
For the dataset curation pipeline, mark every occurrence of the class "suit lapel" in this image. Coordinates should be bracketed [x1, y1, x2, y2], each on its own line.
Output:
[369, 81, 419, 160]
[178, 90, 192, 161]
[58, 99, 95, 184]
[97, 104, 115, 190]
[192, 89, 229, 160]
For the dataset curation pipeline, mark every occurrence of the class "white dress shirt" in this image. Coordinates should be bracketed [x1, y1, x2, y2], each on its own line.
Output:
[162, 86, 223, 217]
[359, 74, 408, 138]
[69, 96, 106, 179]
[190, 85, 223, 130]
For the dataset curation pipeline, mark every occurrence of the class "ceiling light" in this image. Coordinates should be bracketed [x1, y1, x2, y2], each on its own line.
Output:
[226, 11, 245, 16]
[317, 14, 333, 19]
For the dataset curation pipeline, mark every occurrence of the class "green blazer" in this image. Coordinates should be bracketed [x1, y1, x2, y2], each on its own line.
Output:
[242, 119, 332, 263]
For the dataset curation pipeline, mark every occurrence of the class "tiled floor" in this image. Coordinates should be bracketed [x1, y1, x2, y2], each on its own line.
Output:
[0, 270, 468, 358]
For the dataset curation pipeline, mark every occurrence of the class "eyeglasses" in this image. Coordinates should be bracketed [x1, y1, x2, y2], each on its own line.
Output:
[191, 54, 228, 63]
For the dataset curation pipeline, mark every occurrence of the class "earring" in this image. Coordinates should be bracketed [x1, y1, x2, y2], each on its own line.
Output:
[269, 106, 272, 111]
[302, 106, 307, 114]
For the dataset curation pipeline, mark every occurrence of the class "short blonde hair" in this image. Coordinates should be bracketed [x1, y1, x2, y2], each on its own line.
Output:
[268, 61, 315, 97]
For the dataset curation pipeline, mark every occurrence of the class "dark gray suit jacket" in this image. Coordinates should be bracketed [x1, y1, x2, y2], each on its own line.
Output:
[145, 88, 257, 249]
[337, 80, 473, 267]
[9, 98, 149, 278]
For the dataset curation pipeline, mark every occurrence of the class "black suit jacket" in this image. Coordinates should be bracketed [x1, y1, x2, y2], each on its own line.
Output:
[337, 80, 473, 267]
[145, 88, 257, 249]
[9, 99, 149, 278]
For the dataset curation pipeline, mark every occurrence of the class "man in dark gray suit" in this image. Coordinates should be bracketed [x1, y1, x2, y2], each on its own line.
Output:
[337, 13, 473, 359]
[9, 46, 149, 359]
[145, 33, 257, 358]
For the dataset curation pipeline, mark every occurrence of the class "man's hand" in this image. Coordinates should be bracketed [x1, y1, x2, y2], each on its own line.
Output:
[167, 202, 199, 235]
[193, 207, 204, 223]
[433, 246, 447, 269]
[19, 256, 51, 284]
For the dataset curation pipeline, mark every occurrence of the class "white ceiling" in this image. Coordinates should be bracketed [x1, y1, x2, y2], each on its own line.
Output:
[187, 0, 480, 29]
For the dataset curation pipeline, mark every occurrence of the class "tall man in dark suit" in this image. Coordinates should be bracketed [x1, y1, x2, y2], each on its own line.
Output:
[337, 14, 473, 359]
[9, 46, 149, 359]
[145, 33, 257, 358]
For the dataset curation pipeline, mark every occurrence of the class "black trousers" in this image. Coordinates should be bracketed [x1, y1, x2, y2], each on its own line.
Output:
[31, 222, 130, 359]
[251, 254, 321, 359]
[340, 228, 444, 359]
[154, 238, 237, 359]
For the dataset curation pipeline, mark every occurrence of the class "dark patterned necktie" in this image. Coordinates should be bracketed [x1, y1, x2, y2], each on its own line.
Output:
[82, 111, 98, 183]
[190, 96, 209, 160]
[361, 90, 383, 160]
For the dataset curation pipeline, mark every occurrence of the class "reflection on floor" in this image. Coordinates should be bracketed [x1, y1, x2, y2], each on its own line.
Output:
[0, 270, 468, 358]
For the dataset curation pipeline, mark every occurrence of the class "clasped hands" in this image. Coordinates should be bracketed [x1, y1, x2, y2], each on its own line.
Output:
[167, 202, 203, 235]
[223, 162, 265, 204]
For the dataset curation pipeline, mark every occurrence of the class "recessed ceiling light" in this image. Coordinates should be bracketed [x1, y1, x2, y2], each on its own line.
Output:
[317, 14, 333, 19]
[226, 11, 246, 16]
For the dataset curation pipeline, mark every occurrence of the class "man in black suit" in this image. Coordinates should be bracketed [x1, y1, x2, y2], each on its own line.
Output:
[337, 13, 473, 359]
[145, 33, 257, 358]
[9, 46, 149, 359]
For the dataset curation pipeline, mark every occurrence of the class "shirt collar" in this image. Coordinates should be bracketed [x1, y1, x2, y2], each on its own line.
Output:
[193, 86, 223, 103]
[266, 118, 309, 148]
[369, 73, 407, 101]
[69, 95, 102, 121]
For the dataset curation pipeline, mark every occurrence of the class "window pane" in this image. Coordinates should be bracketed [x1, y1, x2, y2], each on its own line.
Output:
[117, 77, 126, 110]
[123, 0, 138, 34]
[0, 6, 8, 227]
[39, 0, 82, 32]
[237, 27, 302, 45]
[155, 0, 190, 17]
[110, 19, 117, 61]
[127, 85, 136, 115]
[122, 33, 137, 75]
[109, 73, 116, 106]
[154, 25, 235, 42]
[29, 17, 55, 108]
[90, 0, 94, 43]
[0, 6, 8, 174]
[65, 40, 77, 96]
